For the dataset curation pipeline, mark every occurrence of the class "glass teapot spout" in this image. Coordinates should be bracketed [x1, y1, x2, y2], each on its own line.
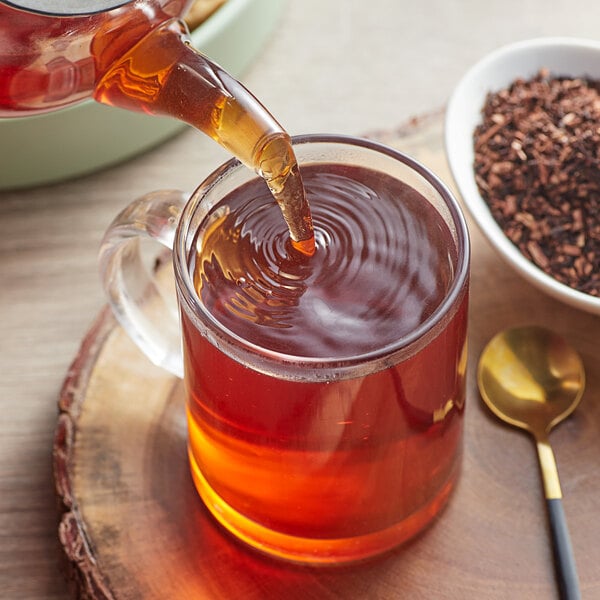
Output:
[94, 18, 286, 171]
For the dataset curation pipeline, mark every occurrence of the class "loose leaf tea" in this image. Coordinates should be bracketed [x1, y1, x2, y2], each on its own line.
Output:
[473, 69, 600, 296]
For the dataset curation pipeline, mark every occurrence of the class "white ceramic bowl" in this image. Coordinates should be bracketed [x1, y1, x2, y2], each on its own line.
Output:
[0, 0, 285, 190]
[445, 37, 600, 316]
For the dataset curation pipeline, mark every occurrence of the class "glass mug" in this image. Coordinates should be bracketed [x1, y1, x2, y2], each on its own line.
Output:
[99, 135, 470, 564]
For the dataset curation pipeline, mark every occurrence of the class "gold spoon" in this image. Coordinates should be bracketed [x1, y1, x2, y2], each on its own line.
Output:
[477, 325, 585, 600]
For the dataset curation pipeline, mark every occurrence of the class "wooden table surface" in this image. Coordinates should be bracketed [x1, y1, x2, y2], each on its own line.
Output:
[53, 113, 600, 600]
[2, 1, 600, 598]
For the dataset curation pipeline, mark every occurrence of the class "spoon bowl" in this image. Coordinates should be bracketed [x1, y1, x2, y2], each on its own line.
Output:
[478, 325, 585, 600]
[478, 325, 585, 437]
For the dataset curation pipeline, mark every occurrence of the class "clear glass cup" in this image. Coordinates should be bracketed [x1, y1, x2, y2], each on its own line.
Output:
[99, 134, 470, 564]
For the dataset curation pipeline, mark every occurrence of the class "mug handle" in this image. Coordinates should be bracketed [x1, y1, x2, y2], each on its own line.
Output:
[98, 189, 189, 378]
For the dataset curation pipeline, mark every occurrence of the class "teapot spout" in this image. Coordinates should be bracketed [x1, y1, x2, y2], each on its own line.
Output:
[93, 18, 285, 170]
[94, 18, 315, 253]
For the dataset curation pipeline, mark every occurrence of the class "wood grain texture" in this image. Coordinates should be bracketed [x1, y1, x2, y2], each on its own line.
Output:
[53, 113, 600, 599]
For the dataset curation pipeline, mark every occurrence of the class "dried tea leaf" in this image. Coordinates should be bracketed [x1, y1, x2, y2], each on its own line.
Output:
[473, 70, 600, 296]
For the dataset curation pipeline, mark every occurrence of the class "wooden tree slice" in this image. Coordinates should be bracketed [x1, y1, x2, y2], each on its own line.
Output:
[54, 112, 600, 599]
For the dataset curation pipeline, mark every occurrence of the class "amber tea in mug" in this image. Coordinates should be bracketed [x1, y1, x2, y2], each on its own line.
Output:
[100, 135, 470, 564]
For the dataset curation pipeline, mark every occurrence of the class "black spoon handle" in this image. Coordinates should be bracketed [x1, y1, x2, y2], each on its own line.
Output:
[547, 497, 580, 600]
[536, 437, 581, 600]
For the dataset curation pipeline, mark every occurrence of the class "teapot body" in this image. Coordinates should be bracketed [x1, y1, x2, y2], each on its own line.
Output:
[0, 0, 193, 115]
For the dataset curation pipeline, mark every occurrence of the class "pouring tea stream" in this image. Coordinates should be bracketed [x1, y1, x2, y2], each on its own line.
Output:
[478, 325, 585, 600]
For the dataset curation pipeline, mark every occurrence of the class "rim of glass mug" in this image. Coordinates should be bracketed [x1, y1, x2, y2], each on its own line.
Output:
[173, 134, 470, 381]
